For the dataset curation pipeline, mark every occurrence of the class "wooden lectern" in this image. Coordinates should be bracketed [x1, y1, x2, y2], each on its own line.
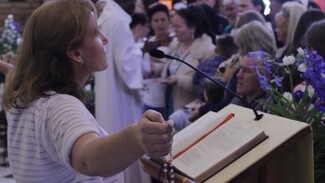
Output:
[141, 104, 314, 183]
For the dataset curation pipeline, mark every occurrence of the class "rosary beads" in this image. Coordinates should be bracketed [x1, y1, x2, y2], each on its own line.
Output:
[163, 123, 174, 183]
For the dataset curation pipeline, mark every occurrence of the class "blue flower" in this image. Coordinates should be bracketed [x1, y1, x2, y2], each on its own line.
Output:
[253, 65, 271, 91]
[272, 76, 283, 88]
[294, 90, 304, 102]
[315, 101, 325, 113]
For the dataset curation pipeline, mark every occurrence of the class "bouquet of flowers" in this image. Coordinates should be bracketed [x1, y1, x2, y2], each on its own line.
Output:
[0, 14, 21, 57]
[253, 48, 325, 181]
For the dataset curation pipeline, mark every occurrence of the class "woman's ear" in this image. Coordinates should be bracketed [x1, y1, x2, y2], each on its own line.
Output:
[66, 47, 83, 65]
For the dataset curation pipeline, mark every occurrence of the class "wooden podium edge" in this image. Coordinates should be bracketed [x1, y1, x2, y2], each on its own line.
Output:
[229, 125, 312, 182]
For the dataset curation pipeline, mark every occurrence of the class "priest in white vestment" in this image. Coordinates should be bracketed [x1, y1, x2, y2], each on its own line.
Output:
[95, 0, 149, 183]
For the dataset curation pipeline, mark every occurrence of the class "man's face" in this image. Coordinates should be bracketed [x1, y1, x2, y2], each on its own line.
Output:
[223, 1, 238, 25]
[237, 0, 255, 13]
[236, 56, 262, 100]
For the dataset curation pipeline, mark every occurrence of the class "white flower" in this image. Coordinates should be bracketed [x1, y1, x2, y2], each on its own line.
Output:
[299, 85, 315, 98]
[306, 85, 315, 98]
[283, 92, 293, 101]
[7, 14, 13, 20]
[16, 37, 21, 45]
[298, 63, 307, 72]
[283, 55, 296, 65]
[297, 47, 304, 55]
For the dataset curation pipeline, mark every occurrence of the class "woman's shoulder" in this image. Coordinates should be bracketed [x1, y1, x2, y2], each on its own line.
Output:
[190, 34, 215, 60]
[168, 39, 181, 54]
[39, 93, 83, 109]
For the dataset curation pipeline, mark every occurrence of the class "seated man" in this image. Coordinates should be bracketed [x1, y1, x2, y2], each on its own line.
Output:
[173, 50, 273, 132]
[230, 51, 273, 112]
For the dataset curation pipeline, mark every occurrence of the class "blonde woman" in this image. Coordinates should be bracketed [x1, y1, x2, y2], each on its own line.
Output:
[275, 1, 306, 58]
[220, 10, 268, 82]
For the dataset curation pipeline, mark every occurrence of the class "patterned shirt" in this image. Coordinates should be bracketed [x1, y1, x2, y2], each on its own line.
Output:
[7, 93, 118, 182]
[230, 92, 273, 113]
[192, 55, 227, 98]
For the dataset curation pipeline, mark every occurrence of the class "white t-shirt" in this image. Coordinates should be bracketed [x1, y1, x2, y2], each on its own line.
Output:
[7, 93, 119, 182]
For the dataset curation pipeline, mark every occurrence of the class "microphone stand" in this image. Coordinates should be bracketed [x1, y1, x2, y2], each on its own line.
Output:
[163, 54, 263, 121]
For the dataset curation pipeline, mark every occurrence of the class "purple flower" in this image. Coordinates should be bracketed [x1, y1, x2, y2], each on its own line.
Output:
[263, 60, 273, 74]
[294, 90, 304, 102]
[315, 101, 325, 113]
[301, 50, 325, 103]
[254, 65, 271, 91]
[273, 76, 283, 88]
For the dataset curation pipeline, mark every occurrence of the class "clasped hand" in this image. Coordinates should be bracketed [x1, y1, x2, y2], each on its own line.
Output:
[137, 110, 174, 158]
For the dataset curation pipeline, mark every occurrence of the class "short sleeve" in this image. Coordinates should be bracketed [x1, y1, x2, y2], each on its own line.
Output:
[37, 94, 105, 169]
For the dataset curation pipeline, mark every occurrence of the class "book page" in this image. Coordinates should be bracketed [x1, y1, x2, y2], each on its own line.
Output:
[172, 116, 266, 182]
[169, 112, 231, 161]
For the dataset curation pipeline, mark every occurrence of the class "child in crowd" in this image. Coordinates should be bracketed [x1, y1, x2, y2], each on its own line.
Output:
[172, 79, 226, 132]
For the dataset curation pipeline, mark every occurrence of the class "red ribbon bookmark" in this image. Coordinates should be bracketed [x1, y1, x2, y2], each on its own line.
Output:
[173, 113, 235, 159]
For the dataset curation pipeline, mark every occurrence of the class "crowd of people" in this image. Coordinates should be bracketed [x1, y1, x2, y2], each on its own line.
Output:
[0, 0, 324, 182]
[120, 0, 324, 133]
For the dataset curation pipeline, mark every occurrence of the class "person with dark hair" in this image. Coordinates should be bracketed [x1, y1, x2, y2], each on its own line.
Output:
[306, 19, 325, 58]
[203, 79, 225, 104]
[143, 2, 172, 54]
[171, 78, 226, 132]
[147, 2, 170, 20]
[178, 3, 218, 43]
[215, 34, 239, 58]
[188, 3, 218, 44]
[162, 4, 216, 116]
[0, 0, 173, 182]
[130, 12, 150, 43]
[169, 34, 238, 131]
[287, 9, 325, 55]
[130, 12, 148, 29]
[195, 0, 230, 35]
[141, 3, 173, 118]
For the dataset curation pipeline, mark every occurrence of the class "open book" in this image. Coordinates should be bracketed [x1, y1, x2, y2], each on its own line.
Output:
[155, 111, 268, 182]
